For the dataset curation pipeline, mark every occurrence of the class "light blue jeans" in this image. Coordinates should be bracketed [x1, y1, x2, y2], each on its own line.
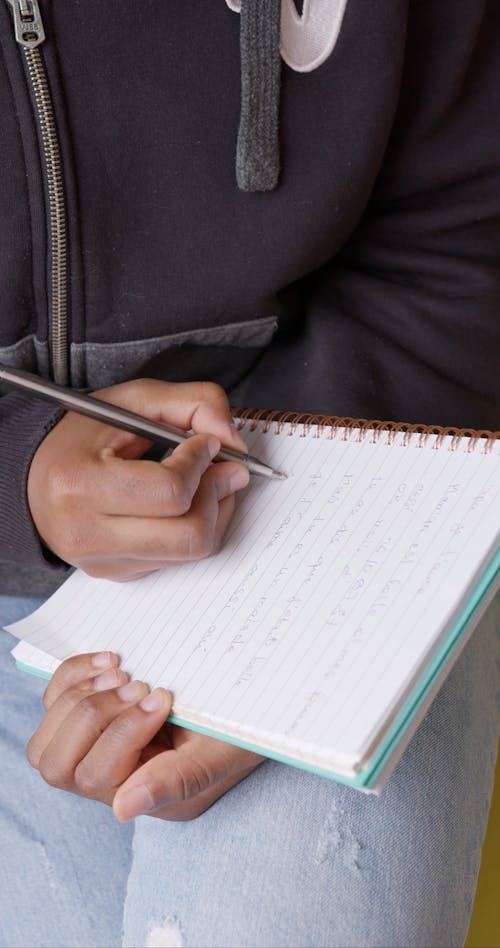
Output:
[0, 593, 499, 948]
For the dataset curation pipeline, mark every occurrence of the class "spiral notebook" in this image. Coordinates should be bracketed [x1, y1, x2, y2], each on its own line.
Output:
[7, 410, 500, 792]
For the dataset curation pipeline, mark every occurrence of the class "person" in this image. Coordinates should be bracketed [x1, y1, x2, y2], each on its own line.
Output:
[0, 1, 499, 946]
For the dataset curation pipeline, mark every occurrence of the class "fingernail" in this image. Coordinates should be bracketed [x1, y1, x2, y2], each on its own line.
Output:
[117, 680, 147, 702]
[115, 785, 154, 821]
[229, 465, 250, 492]
[94, 668, 128, 691]
[207, 436, 221, 460]
[92, 651, 119, 669]
[140, 688, 166, 712]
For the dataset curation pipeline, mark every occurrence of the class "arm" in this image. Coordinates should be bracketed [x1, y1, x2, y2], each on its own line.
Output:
[0, 392, 65, 568]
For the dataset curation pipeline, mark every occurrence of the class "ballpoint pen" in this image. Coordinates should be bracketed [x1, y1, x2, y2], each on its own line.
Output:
[0, 363, 286, 479]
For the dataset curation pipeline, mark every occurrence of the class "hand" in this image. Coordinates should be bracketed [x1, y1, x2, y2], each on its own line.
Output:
[27, 652, 263, 821]
[27, 379, 250, 580]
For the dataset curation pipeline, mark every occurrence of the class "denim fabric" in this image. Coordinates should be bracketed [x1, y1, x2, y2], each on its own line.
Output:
[1, 594, 498, 948]
[123, 595, 500, 948]
[0, 597, 133, 948]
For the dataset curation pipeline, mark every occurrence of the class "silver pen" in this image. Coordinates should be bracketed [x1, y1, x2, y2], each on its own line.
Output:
[0, 364, 286, 480]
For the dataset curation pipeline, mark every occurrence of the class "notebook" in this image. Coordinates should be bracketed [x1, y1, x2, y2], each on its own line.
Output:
[7, 409, 500, 792]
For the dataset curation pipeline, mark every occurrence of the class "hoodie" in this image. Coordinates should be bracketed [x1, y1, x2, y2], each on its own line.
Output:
[0, 0, 499, 589]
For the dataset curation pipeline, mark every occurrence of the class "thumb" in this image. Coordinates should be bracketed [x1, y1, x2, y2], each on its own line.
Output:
[112, 734, 261, 822]
[93, 379, 248, 453]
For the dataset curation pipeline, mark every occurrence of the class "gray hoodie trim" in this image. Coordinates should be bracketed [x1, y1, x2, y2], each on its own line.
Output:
[0, 317, 278, 390]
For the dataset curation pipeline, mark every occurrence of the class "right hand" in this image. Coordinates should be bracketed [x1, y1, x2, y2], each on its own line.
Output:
[27, 378, 250, 580]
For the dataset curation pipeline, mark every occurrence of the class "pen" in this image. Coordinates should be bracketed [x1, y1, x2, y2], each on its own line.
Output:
[0, 364, 286, 480]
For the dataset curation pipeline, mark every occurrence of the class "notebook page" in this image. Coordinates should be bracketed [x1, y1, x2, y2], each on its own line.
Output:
[8, 423, 500, 771]
[12, 640, 59, 676]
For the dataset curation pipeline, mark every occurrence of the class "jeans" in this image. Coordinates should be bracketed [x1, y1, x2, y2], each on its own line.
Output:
[0, 593, 498, 948]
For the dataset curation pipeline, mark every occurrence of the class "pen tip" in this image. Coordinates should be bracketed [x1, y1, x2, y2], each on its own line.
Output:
[273, 470, 287, 480]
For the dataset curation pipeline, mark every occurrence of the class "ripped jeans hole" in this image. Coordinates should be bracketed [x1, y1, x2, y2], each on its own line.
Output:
[146, 916, 184, 948]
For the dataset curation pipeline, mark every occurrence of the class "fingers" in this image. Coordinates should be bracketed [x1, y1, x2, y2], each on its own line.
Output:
[42, 651, 122, 709]
[28, 671, 138, 776]
[57, 496, 236, 581]
[32, 683, 165, 798]
[92, 437, 248, 517]
[71, 499, 234, 580]
[40, 451, 246, 574]
[73, 474, 240, 576]
[29, 654, 172, 803]
[77, 688, 171, 797]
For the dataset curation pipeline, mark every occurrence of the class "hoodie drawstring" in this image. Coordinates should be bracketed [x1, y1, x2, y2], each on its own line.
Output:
[236, 0, 282, 191]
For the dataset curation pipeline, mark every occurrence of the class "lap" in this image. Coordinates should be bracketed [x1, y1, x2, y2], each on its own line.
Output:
[1, 594, 498, 948]
[123, 596, 500, 948]
[0, 597, 133, 948]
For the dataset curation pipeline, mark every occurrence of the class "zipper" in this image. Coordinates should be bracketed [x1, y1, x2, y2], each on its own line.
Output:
[9, 0, 69, 384]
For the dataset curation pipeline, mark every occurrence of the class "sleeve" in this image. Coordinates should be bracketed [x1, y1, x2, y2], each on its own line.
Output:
[0, 391, 66, 569]
[245, 0, 500, 429]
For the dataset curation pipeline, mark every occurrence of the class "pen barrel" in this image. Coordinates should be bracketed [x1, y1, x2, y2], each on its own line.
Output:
[0, 363, 281, 478]
[0, 364, 187, 443]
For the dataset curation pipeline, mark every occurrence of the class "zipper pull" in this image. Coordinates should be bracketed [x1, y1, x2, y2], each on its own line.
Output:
[9, 0, 45, 49]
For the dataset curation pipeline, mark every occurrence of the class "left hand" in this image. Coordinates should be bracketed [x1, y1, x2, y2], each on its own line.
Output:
[27, 652, 263, 821]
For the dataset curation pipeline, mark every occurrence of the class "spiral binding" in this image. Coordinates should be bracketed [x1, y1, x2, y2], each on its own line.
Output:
[231, 407, 500, 454]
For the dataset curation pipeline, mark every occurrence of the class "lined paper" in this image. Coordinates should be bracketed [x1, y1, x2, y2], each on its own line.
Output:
[8, 421, 500, 773]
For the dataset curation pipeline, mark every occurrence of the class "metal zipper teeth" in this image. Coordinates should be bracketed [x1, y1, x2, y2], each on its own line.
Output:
[23, 45, 69, 385]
